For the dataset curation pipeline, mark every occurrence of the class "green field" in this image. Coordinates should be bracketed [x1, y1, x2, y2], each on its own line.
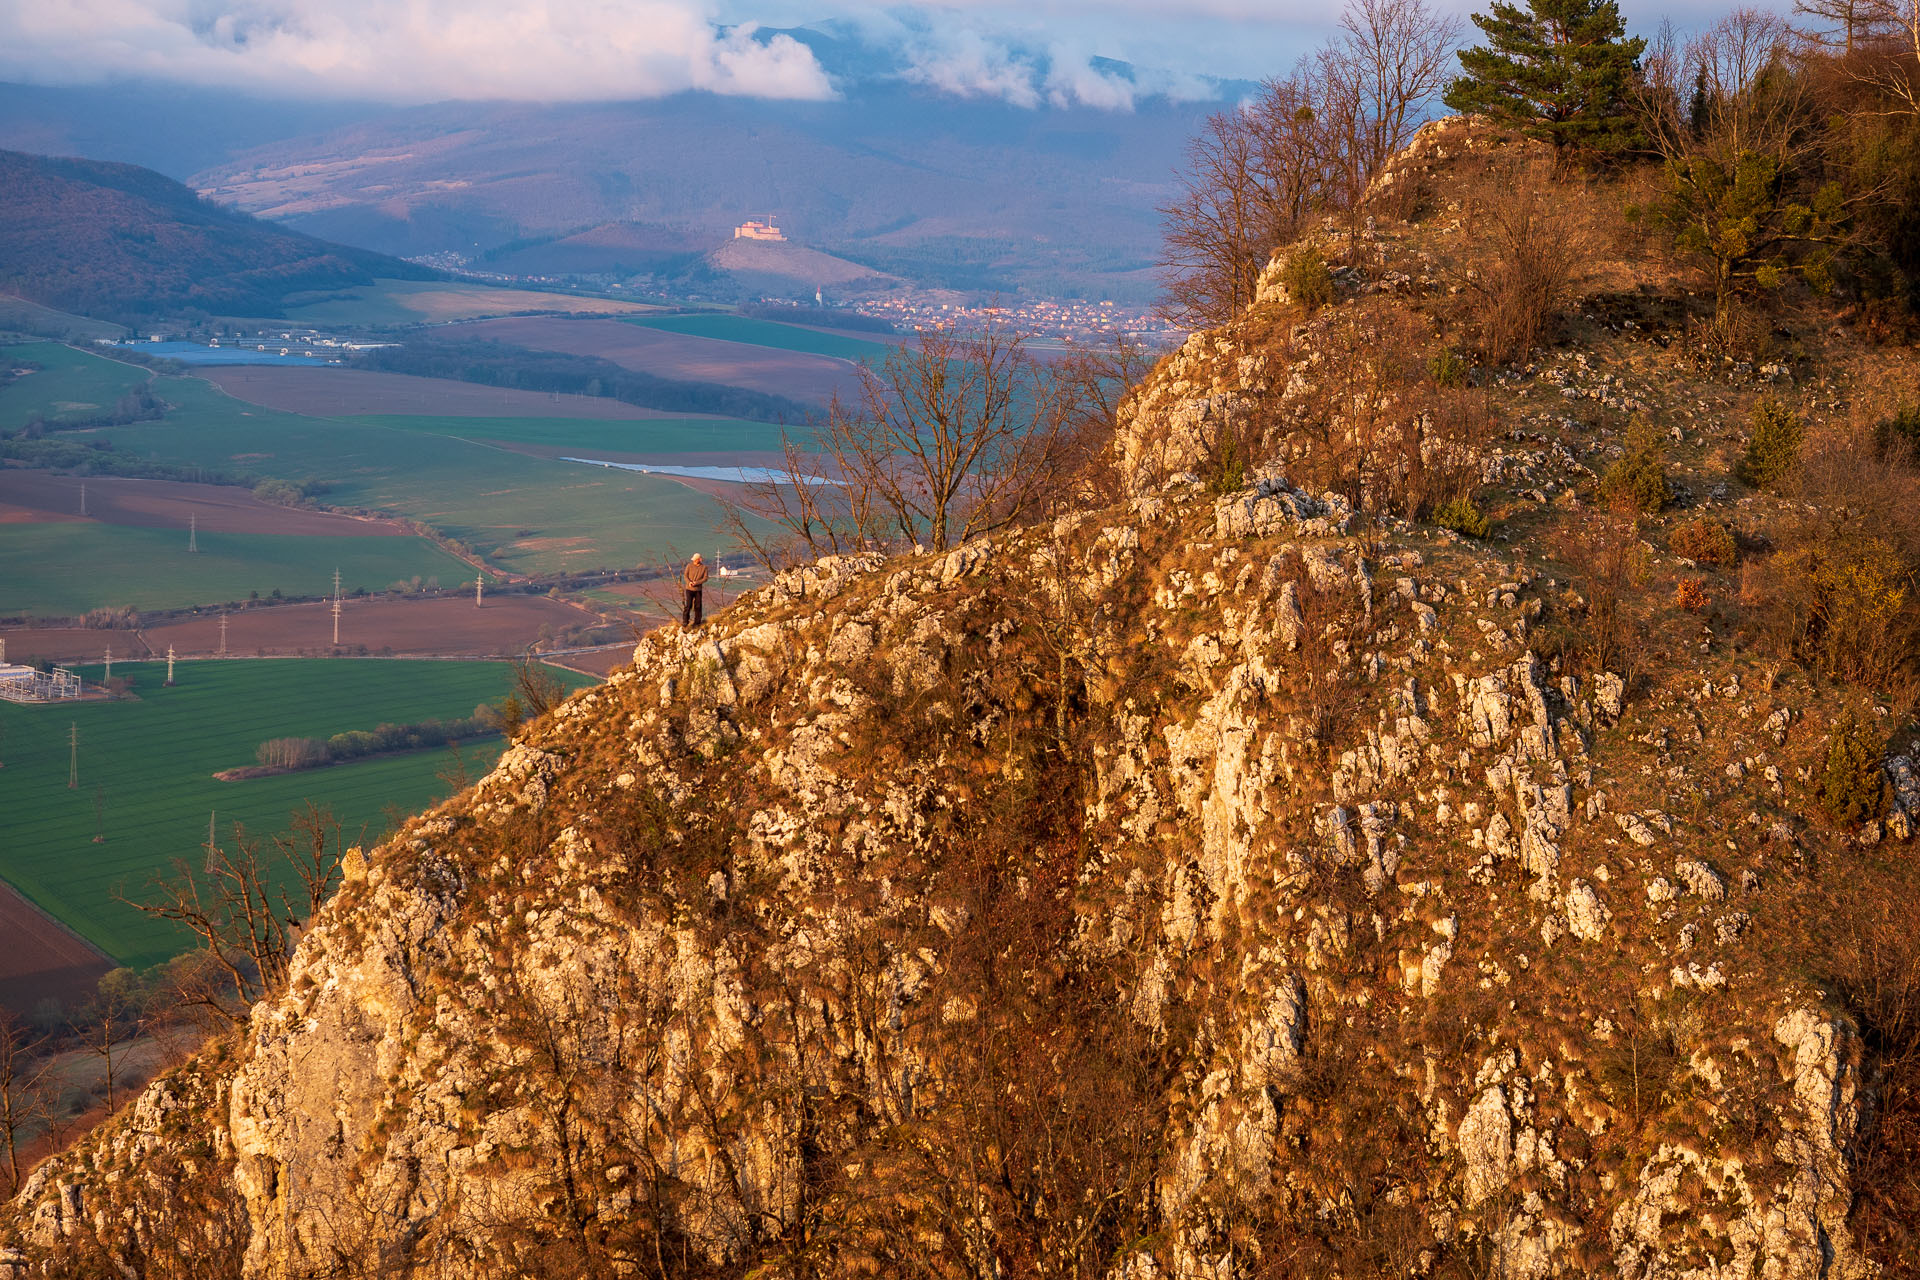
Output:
[82, 377, 749, 575]
[0, 342, 152, 425]
[354, 412, 793, 455]
[281, 279, 652, 328]
[626, 313, 894, 362]
[0, 659, 591, 967]
[0, 523, 484, 614]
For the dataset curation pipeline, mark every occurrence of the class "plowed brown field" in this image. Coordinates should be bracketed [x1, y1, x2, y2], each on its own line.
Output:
[0, 471, 409, 537]
[0, 879, 111, 1017]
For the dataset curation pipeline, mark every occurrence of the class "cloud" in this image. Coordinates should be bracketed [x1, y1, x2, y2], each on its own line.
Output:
[0, 0, 835, 102]
[844, 10, 1223, 111]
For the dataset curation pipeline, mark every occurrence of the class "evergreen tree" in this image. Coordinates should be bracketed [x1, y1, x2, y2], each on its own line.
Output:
[1444, 0, 1646, 160]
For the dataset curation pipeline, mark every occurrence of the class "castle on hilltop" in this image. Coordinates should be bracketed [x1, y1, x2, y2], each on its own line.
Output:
[733, 218, 787, 242]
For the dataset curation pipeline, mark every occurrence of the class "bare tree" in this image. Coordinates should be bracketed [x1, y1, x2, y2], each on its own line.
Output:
[1795, 0, 1898, 54]
[726, 322, 1072, 563]
[1158, 105, 1299, 328]
[1158, 0, 1458, 325]
[0, 1009, 50, 1195]
[1047, 334, 1161, 508]
[127, 804, 346, 1024]
[1324, 0, 1463, 195]
[79, 969, 145, 1113]
[1851, 0, 1920, 112]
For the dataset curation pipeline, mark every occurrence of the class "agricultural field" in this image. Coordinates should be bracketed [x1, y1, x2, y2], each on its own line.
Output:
[0, 341, 152, 425]
[356, 411, 790, 457]
[0, 592, 607, 665]
[456, 315, 864, 406]
[0, 658, 592, 969]
[4, 342, 781, 587]
[83, 377, 748, 575]
[0, 523, 481, 615]
[0, 469, 413, 537]
[626, 313, 894, 363]
[280, 279, 653, 327]
[199, 366, 702, 420]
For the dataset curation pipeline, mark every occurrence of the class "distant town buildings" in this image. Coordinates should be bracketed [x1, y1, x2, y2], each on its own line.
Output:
[850, 297, 1179, 347]
[733, 219, 787, 242]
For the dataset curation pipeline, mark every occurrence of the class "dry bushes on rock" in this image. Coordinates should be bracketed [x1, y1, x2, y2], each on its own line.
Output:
[1452, 169, 1597, 362]
[1745, 423, 1920, 688]
[1670, 514, 1739, 566]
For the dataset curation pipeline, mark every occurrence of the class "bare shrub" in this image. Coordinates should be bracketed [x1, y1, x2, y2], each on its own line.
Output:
[1820, 845, 1920, 1272]
[1454, 169, 1594, 362]
[1558, 511, 1651, 683]
[1746, 422, 1920, 686]
[127, 803, 347, 1024]
[723, 321, 1072, 567]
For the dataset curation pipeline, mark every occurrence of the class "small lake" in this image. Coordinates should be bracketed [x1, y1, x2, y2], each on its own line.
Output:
[561, 456, 835, 486]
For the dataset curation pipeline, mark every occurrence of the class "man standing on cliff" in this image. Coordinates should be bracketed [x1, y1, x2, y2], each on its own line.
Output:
[681, 553, 709, 629]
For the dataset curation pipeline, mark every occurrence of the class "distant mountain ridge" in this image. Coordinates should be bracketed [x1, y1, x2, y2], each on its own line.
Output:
[182, 89, 1200, 302]
[0, 149, 433, 321]
[0, 24, 1251, 303]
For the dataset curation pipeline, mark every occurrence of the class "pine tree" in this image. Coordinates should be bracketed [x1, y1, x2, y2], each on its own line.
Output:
[1444, 0, 1646, 161]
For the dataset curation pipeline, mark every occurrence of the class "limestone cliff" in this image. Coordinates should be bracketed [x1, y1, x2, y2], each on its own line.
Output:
[5, 120, 1914, 1279]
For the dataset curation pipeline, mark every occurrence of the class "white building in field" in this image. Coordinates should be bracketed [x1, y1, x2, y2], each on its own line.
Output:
[733, 219, 787, 242]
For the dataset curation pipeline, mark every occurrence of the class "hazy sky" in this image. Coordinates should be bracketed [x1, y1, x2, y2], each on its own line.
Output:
[0, 0, 1773, 108]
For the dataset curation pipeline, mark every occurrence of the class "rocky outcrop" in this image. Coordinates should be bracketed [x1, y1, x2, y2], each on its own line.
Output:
[5, 118, 1902, 1280]
[2, 463, 1883, 1279]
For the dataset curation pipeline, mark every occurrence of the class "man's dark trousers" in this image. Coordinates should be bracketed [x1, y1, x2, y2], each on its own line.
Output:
[682, 588, 704, 628]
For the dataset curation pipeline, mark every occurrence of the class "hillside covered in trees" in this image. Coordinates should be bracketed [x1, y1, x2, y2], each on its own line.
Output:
[0, 149, 432, 322]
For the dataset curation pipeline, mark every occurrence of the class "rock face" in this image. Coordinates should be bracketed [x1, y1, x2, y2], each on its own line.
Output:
[4, 121, 1901, 1279]
[1, 479, 1881, 1279]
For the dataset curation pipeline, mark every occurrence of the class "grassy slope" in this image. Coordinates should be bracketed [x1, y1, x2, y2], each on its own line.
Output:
[0, 523, 483, 614]
[0, 658, 591, 968]
[0, 298, 127, 342]
[625, 313, 892, 362]
[0, 341, 150, 424]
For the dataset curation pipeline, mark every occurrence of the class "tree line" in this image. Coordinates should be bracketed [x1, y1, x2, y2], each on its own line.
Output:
[1159, 0, 1920, 341]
